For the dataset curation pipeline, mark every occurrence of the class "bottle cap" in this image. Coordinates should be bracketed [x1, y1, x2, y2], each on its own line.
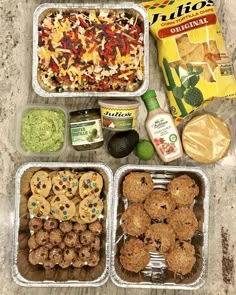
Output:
[141, 90, 160, 111]
[141, 89, 157, 100]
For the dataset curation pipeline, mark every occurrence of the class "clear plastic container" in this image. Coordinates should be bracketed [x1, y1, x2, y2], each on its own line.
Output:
[16, 104, 68, 157]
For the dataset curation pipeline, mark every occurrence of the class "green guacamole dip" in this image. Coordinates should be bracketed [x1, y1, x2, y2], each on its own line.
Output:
[21, 108, 65, 152]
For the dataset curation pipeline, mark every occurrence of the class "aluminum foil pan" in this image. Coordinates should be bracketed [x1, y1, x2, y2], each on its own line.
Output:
[111, 165, 209, 290]
[12, 162, 112, 287]
[32, 3, 149, 98]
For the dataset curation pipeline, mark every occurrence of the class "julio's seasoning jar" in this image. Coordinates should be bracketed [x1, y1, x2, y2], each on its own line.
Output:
[70, 109, 104, 151]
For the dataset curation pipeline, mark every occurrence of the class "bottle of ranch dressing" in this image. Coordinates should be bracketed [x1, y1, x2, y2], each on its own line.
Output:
[142, 90, 183, 162]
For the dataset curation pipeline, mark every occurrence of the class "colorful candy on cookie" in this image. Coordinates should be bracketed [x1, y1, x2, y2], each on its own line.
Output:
[50, 195, 76, 221]
[79, 171, 103, 199]
[52, 170, 78, 197]
[79, 196, 103, 224]
[28, 194, 50, 219]
[30, 171, 52, 197]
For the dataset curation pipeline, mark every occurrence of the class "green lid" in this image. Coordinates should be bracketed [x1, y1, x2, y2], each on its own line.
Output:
[141, 90, 160, 112]
[141, 89, 157, 100]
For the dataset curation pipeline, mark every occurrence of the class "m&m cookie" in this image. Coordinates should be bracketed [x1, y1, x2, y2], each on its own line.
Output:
[28, 194, 50, 218]
[79, 171, 103, 199]
[79, 196, 103, 223]
[30, 171, 52, 197]
[50, 195, 76, 221]
[52, 171, 78, 197]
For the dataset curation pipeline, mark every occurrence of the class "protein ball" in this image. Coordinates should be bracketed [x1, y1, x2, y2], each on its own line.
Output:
[59, 221, 73, 233]
[87, 251, 100, 267]
[28, 250, 38, 265]
[88, 221, 102, 235]
[59, 259, 72, 269]
[35, 229, 49, 246]
[64, 231, 79, 248]
[58, 242, 66, 250]
[44, 218, 59, 231]
[64, 248, 77, 262]
[28, 234, 39, 250]
[43, 258, 55, 269]
[29, 218, 43, 232]
[80, 230, 95, 245]
[34, 246, 49, 263]
[90, 237, 101, 251]
[44, 242, 54, 250]
[79, 246, 92, 261]
[73, 223, 87, 234]
[49, 247, 63, 264]
[49, 229, 63, 246]
[73, 257, 85, 268]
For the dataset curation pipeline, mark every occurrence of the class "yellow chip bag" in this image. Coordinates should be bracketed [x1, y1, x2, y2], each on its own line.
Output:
[141, 0, 236, 125]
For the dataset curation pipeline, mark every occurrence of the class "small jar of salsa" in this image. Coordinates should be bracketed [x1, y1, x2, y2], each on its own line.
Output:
[70, 109, 104, 151]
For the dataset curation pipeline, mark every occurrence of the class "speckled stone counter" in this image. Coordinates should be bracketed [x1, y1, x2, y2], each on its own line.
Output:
[0, 0, 235, 294]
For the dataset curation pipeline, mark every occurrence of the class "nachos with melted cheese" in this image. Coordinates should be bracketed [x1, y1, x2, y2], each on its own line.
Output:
[37, 9, 144, 92]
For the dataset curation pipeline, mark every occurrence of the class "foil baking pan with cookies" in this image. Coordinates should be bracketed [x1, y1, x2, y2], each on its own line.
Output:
[111, 165, 209, 290]
[32, 3, 149, 98]
[13, 162, 112, 287]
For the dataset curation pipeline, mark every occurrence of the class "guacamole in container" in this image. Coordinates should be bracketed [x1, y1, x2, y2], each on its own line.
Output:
[18, 105, 67, 156]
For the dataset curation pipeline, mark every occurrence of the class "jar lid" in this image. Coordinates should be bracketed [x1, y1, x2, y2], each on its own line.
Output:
[98, 99, 140, 109]
[70, 108, 100, 116]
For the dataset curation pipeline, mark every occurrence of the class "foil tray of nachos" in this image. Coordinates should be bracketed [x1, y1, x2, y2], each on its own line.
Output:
[32, 3, 149, 97]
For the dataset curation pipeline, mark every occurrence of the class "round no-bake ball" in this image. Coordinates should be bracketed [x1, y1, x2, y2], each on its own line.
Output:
[35, 229, 49, 246]
[29, 217, 43, 232]
[88, 221, 102, 235]
[73, 222, 87, 234]
[59, 221, 73, 233]
[44, 218, 59, 231]
[64, 231, 79, 248]
[49, 247, 63, 264]
[80, 230, 95, 245]
[49, 229, 64, 245]
[28, 234, 39, 250]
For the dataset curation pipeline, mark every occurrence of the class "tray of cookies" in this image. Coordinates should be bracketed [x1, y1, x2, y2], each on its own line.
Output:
[111, 165, 209, 290]
[13, 162, 112, 287]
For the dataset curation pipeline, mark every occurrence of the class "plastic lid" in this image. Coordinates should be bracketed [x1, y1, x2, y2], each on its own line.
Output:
[98, 99, 140, 109]
[141, 90, 157, 100]
[70, 108, 100, 116]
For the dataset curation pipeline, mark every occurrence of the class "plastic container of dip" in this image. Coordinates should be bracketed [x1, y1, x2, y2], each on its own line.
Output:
[98, 100, 140, 132]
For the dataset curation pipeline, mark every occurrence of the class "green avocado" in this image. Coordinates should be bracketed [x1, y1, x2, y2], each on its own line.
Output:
[21, 109, 65, 152]
[108, 130, 139, 158]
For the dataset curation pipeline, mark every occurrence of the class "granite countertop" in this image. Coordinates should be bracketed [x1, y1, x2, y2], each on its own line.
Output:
[0, 0, 236, 294]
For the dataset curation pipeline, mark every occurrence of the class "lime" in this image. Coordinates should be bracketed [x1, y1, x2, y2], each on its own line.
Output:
[135, 140, 155, 161]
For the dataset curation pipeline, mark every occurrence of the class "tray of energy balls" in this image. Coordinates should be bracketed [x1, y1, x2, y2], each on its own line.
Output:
[111, 165, 209, 290]
[13, 162, 112, 287]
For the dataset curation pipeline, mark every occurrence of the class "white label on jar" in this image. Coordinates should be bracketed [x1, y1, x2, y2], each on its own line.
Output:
[70, 119, 103, 146]
[149, 115, 181, 159]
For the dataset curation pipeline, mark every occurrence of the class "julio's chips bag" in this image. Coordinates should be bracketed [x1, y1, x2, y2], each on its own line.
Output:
[141, 0, 236, 124]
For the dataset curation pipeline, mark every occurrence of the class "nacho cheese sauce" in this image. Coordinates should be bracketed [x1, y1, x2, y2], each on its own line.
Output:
[21, 109, 65, 152]
[37, 9, 144, 92]
[98, 100, 140, 131]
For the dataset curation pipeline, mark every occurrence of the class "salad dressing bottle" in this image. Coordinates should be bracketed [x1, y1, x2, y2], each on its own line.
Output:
[141, 90, 183, 162]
